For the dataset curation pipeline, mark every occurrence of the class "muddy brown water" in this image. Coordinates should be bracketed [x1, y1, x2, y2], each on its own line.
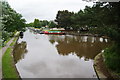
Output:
[13, 29, 111, 78]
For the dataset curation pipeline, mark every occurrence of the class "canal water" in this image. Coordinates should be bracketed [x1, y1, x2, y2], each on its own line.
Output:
[13, 29, 111, 78]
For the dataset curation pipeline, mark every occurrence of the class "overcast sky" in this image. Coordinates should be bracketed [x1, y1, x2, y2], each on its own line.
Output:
[7, 0, 94, 23]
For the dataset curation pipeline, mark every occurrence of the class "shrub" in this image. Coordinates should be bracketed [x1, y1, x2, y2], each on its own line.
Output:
[104, 45, 120, 73]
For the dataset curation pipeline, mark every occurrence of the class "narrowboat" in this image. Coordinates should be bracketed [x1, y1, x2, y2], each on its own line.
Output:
[44, 31, 65, 35]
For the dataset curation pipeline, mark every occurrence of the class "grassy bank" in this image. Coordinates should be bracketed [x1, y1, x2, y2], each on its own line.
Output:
[10, 37, 18, 46]
[2, 32, 20, 79]
[2, 48, 19, 79]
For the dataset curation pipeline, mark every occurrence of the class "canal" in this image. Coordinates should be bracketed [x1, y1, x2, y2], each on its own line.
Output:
[13, 29, 111, 78]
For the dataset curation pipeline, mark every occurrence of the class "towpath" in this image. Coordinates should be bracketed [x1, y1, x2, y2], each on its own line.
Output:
[0, 38, 14, 79]
[0, 32, 19, 79]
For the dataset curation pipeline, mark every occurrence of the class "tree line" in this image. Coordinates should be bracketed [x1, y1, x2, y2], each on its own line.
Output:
[26, 19, 57, 28]
[55, 2, 120, 73]
[0, 1, 26, 46]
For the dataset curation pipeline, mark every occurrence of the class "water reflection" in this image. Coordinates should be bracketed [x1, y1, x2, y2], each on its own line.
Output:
[14, 30, 111, 78]
[13, 41, 28, 63]
[49, 35, 110, 60]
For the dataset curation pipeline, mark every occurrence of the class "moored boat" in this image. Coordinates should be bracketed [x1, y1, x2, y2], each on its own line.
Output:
[44, 31, 65, 35]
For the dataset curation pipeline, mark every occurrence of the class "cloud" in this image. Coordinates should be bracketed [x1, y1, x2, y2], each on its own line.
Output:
[7, 0, 93, 23]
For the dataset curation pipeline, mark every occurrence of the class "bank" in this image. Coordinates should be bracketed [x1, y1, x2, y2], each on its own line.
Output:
[94, 52, 120, 80]
[2, 32, 21, 79]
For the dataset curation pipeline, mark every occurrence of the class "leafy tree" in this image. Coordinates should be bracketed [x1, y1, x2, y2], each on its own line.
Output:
[33, 19, 40, 28]
[28, 19, 52, 28]
[1, 1, 26, 43]
[55, 2, 120, 73]
[55, 10, 74, 29]
[82, 1, 120, 73]
[26, 22, 34, 27]
[48, 21, 57, 28]
[2, 1, 26, 32]
[40, 20, 49, 27]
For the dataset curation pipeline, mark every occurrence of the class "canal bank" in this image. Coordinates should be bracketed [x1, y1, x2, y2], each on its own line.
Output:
[94, 52, 120, 80]
[1, 32, 20, 79]
[65, 31, 109, 39]
[0, 37, 15, 79]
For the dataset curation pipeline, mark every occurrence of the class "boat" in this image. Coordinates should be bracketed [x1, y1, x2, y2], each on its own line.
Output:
[50, 28, 65, 31]
[44, 31, 65, 35]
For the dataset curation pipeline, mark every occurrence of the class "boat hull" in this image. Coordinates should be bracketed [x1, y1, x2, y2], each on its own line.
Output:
[44, 32, 65, 35]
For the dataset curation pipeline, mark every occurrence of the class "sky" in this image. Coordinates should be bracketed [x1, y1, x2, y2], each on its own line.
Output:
[7, 0, 94, 23]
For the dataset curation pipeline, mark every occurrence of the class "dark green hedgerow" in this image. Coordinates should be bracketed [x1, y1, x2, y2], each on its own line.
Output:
[104, 44, 120, 74]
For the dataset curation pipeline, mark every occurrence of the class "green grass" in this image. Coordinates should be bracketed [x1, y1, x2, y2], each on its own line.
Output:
[10, 37, 18, 46]
[0, 46, 1, 49]
[2, 48, 20, 79]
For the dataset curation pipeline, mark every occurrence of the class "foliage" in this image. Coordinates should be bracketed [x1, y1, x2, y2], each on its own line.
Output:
[26, 22, 34, 27]
[55, 2, 120, 41]
[40, 20, 49, 27]
[2, 1, 26, 32]
[1, 1, 26, 44]
[27, 19, 57, 28]
[55, 2, 120, 73]
[104, 45, 120, 73]
[33, 19, 40, 28]
[0, 1, 3, 48]
[48, 21, 57, 28]
[55, 10, 74, 29]
[91, 2, 120, 73]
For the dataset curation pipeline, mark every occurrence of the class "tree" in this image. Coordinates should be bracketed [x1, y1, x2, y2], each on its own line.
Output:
[55, 10, 74, 29]
[84, 2, 120, 73]
[40, 20, 49, 27]
[2, 1, 26, 32]
[55, 2, 120, 72]
[1, 1, 26, 42]
[26, 22, 34, 27]
[48, 21, 57, 28]
[33, 19, 40, 28]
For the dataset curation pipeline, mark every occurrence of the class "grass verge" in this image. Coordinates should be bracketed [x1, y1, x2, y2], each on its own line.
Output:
[10, 37, 18, 46]
[2, 48, 19, 79]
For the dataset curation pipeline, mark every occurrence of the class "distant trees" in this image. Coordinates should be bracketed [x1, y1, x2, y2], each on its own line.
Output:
[27, 19, 57, 28]
[33, 19, 40, 28]
[40, 20, 49, 27]
[48, 21, 57, 28]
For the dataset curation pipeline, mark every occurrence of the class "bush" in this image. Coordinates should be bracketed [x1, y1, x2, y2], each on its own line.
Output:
[104, 45, 120, 73]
